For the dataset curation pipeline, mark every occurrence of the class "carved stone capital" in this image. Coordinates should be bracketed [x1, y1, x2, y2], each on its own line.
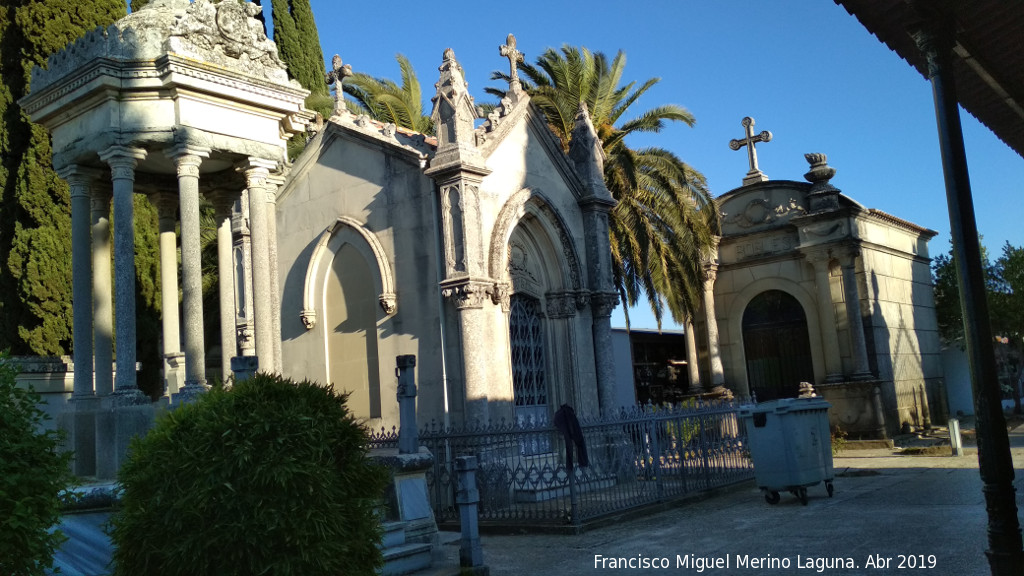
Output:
[442, 280, 492, 310]
[491, 282, 510, 312]
[152, 190, 180, 218]
[168, 146, 210, 179]
[545, 291, 578, 319]
[379, 293, 397, 315]
[590, 292, 619, 318]
[300, 309, 316, 330]
[838, 244, 861, 268]
[99, 145, 147, 181]
[239, 157, 277, 189]
[57, 165, 103, 197]
[801, 247, 833, 270]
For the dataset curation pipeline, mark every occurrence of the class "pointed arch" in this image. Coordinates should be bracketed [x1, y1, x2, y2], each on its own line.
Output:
[489, 188, 583, 291]
[300, 216, 396, 330]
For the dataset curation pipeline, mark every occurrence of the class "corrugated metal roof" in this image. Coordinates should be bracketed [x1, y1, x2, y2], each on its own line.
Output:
[834, 0, 1024, 159]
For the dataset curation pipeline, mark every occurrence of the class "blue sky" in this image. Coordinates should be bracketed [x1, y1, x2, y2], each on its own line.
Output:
[281, 1, 1024, 331]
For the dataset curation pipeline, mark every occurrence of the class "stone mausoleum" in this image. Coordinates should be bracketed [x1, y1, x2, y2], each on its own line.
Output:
[692, 118, 944, 437]
[20, 0, 620, 478]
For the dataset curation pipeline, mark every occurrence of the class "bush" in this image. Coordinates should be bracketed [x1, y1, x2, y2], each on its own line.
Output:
[0, 353, 75, 576]
[110, 373, 389, 576]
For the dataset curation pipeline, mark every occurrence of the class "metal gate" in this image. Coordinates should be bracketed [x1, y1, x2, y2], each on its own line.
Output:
[742, 290, 814, 400]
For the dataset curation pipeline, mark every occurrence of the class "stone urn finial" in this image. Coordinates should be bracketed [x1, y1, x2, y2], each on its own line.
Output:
[803, 153, 840, 212]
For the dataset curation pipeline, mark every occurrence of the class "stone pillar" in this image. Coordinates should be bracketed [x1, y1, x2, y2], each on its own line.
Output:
[803, 248, 844, 381]
[170, 146, 210, 399]
[396, 355, 418, 455]
[91, 186, 113, 397]
[241, 158, 278, 368]
[59, 165, 102, 476]
[685, 319, 701, 392]
[153, 191, 184, 396]
[590, 293, 619, 412]
[60, 166, 100, 398]
[443, 281, 492, 426]
[98, 145, 147, 400]
[455, 456, 487, 573]
[266, 174, 285, 373]
[838, 246, 872, 379]
[233, 189, 256, 357]
[210, 192, 237, 382]
[703, 261, 725, 388]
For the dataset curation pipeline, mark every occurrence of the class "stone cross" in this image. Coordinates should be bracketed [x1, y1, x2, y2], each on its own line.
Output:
[500, 33, 524, 96]
[729, 116, 773, 186]
[325, 54, 353, 116]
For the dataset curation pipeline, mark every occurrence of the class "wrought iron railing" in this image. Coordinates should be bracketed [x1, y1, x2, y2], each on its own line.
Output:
[367, 400, 754, 527]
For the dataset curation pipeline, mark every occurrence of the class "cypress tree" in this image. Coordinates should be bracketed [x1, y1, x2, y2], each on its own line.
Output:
[0, 0, 127, 356]
[270, 0, 330, 116]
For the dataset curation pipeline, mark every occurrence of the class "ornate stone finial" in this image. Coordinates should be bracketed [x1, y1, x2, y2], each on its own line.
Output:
[569, 102, 613, 202]
[499, 33, 525, 100]
[325, 54, 353, 117]
[428, 48, 484, 170]
[798, 381, 817, 398]
[729, 116, 772, 186]
[804, 152, 841, 212]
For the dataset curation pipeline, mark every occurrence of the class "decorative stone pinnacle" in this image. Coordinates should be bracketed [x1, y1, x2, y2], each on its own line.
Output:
[499, 33, 524, 98]
[804, 152, 841, 212]
[325, 54, 353, 117]
[729, 116, 772, 186]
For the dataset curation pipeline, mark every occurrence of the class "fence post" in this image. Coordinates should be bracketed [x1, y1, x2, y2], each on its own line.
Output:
[569, 453, 581, 528]
[651, 412, 663, 498]
[396, 355, 418, 455]
[701, 412, 712, 489]
[456, 455, 488, 575]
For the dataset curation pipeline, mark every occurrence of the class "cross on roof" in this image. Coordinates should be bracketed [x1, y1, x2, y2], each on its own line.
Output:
[728, 116, 773, 186]
[500, 34, 524, 96]
[325, 54, 353, 116]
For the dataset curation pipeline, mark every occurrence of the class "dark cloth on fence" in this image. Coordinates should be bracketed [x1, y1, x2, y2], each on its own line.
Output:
[554, 404, 589, 470]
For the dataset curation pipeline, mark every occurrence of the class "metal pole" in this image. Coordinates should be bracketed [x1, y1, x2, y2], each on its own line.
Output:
[915, 17, 1024, 576]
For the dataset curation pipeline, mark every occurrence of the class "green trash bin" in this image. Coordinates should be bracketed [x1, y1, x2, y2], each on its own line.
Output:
[738, 397, 834, 505]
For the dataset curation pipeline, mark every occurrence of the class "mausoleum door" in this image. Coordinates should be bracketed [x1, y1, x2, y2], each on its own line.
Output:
[509, 293, 549, 427]
[741, 290, 814, 401]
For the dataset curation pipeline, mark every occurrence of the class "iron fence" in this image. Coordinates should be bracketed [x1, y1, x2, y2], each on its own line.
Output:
[368, 400, 754, 527]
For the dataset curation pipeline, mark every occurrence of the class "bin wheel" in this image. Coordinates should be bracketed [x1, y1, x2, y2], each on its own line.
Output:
[826, 481, 834, 498]
[764, 491, 780, 505]
[797, 487, 808, 506]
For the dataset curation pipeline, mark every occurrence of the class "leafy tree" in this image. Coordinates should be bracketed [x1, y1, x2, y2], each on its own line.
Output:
[933, 239, 1024, 413]
[0, 354, 76, 576]
[0, 0, 126, 356]
[343, 54, 434, 134]
[491, 45, 719, 327]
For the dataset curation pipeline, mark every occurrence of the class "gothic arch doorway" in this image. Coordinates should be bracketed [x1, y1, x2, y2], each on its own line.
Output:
[742, 290, 814, 401]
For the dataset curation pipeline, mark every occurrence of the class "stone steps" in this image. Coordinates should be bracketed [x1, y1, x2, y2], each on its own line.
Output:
[380, 521, 433, 576]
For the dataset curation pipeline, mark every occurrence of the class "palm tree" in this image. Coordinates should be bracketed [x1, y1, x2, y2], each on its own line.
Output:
[491, 45, 720, 327]
[343, 54, 434, 134]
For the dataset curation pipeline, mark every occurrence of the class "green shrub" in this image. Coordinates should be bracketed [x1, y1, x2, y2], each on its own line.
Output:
[0, 353, 75, 576]
[110, 373, 389, 576]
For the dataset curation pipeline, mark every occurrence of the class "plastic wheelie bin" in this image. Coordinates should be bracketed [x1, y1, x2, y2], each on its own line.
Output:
[738, 397, 834, 505]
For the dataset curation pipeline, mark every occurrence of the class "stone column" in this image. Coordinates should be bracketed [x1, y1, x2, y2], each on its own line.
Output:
[99, 145, 147, 400]
[803, 248, 844, 381]
[266, 174, 285, 373]
[59, 165, 102, 476]
[233, 189, 256, 357]
[685, 319, 701, 392]
[838, 246, 872, 379]
[153, 191, 184, 396]
[590, 292, 619, 412]
[241, 158, 278, 368]
[91, 187, 114, 397]
[703, 261, 725, 387]
[209, 191, 236, 382]
[170, 146, 210, 398]
[443, 281, 492, 426]
[60, 166, 101, 398]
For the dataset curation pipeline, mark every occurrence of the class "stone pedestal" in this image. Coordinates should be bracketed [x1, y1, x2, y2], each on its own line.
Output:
[61, 395, 100, 476]
[370, 447, 439, 546]
[163, 352, 185, 397]
[816, 380, 887, 439]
